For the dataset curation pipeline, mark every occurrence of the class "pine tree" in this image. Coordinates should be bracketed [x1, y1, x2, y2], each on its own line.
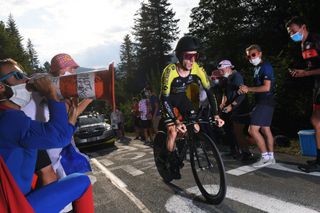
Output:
[43, 61, 51, 73]
[5, 14, 31, 73]
[26, 38, 40, 73]
[0, 21, 13, 59]
[118, 34, 137, 80]
[133, 0, 179, 85]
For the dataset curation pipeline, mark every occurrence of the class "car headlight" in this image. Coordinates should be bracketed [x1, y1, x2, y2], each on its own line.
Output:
[105, 123, 112, 130]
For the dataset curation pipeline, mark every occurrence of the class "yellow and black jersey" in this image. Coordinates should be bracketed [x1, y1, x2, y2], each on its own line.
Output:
[160, 62, 218, 122]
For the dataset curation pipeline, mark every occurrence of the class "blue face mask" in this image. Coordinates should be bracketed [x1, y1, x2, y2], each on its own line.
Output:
[290, 31, 303, 42]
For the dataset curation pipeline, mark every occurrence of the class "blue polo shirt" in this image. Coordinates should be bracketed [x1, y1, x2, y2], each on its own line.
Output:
[253, 62, 275, 106]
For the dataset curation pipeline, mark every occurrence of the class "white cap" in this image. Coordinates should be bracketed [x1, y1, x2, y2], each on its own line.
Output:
[217, 60, 234, 69]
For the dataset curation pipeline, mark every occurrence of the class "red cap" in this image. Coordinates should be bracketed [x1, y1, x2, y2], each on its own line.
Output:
[50, 53, 79, 74]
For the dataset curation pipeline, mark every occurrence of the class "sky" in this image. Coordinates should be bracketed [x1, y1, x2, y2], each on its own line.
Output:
[0, 0, 199, 69]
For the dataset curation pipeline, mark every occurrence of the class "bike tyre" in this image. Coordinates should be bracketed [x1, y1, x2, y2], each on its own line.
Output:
[189, 132, 227, 204]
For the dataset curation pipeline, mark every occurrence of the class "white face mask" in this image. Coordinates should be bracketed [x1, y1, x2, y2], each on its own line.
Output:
[8, 83, 32, 107]
[223, 73, 230, 78]
[249, 57, 261, 66]
[213, 79, 219, 85]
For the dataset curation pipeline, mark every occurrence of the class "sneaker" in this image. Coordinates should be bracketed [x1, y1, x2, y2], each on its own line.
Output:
[269, 158, 276, 165]
[252, 157, 272, 168]
[298, 163, 320, 173]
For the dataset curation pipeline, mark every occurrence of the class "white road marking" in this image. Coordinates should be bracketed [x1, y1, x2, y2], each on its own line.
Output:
[109, 165, 144, 176]
[226, 165, 260, 176]
[134, 157, 155, 171]
[114, 152, 146, 160]
[165, 185, 319, 213]
[91, 158, 151, 213]
[226, 163, 320, 177]
[100, 159, 114, 167]
[133, 144, 151, 149]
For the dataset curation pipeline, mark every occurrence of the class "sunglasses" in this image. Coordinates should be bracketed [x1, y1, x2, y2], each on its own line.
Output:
[0, 71, 26, 82]
[247, 52, 259, 59]
[183, 53, 198, 61]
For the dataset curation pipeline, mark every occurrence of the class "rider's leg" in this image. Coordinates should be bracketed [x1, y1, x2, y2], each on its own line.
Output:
[166, 123, 181, 179]
[26, 173, 93, 213]
[166, 124, 177, 152]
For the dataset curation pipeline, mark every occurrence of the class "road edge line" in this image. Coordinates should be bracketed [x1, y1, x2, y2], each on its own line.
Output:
[91, 158, 152, 213]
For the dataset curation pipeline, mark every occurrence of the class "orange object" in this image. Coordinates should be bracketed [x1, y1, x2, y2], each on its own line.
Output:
[52, 63, 115, 106]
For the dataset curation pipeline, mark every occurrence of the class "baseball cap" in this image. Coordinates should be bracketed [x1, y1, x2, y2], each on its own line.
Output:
[50, 53, 79, 74]
[217, 60, 234, 69]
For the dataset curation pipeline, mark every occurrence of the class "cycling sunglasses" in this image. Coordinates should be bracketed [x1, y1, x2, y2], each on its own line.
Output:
[183, 52, 199, 61]
[0, 71, 26, 82]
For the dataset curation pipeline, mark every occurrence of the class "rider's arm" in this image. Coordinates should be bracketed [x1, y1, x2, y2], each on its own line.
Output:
[160, 65, 178, 123]
[195, 66, 219, 116]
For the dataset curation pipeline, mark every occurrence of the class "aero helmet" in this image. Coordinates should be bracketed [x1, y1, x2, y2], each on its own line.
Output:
[175, 36, 200, 63]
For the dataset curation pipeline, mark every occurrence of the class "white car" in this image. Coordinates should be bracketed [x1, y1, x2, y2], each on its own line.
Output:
[74, 114, 115, 146]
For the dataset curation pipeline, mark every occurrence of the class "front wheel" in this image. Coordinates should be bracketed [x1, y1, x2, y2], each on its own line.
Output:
[153, 131, 173, 183]
[189, 131, 227, 204]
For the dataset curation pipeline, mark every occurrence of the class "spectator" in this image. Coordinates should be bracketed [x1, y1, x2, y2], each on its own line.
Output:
[139, 91, 153, 144]
[145, 85, 160, 135]
[0, 58, 94, 213]
[131, 97, 141, 139]
[286, 17, 320, 172]
[111, 107, 125, 139]
[23, 53, 92, 212]
[218, 60, 254, 162]
[238, 44, 276, 167]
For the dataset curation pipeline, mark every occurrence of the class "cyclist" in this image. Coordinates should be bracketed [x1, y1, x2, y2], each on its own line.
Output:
[159, 36, 224, 179]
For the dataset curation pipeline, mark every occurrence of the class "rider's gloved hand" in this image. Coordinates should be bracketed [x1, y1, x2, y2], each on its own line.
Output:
[214, 115, 225, 127]
[175, 120, 187, 134]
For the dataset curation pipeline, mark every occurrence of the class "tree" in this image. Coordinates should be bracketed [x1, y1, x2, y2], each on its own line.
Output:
[5, 15, 31, 73]
[26, 38, 40, 73]
[118, 34, 137, 80]
[117, 34, 141, 96]
[133, 0, 179, 86]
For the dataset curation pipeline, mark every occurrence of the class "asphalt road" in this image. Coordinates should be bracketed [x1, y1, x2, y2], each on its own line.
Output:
[82, 137, 320, 213]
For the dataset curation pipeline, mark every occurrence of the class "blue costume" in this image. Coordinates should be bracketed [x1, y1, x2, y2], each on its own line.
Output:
[0, 99, 91, 213]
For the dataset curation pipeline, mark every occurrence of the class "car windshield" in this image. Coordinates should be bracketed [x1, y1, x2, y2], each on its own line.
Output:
[78, 117, 103, 125]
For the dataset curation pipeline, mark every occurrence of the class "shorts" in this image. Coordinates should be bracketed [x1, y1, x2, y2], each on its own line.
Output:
[162, 93, 194, 125]
[250, 104, 274, 127]
[35, 150, 52, 172]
